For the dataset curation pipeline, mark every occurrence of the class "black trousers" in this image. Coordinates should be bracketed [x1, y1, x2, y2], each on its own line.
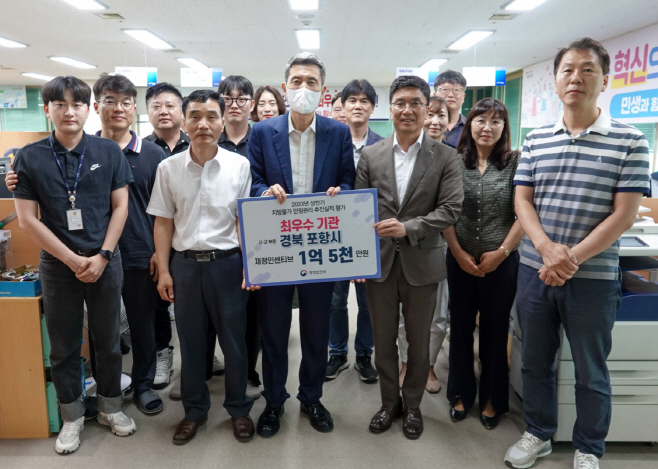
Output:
[203, 289, 261, 384]
[122, 268, 160, 397]
[446, 249, 519, 414]
[155, 296, 172, 351]
[259, 282, 335, 407]
[170, 251, 253, 421]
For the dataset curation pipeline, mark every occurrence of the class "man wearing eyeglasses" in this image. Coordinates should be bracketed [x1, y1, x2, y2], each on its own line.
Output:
[434, 70, 468, 148]
[218, 75, 254, 157]
[355, 75, 463, 439]
[217, 75, 263, 402]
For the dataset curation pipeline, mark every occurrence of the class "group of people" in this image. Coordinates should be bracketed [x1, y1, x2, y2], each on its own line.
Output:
[7, 37, 651, 469]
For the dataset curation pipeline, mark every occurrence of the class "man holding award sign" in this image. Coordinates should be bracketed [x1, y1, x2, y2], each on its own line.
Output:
[247, 52, 356, 437]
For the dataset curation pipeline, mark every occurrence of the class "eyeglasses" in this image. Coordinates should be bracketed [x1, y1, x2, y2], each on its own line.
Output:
[473, 117, 504, 128]
[98, 98, 134, 109]
[222, 96, 252, 107]
[436, 87, 465, 97]
[391, 101, 427, 111]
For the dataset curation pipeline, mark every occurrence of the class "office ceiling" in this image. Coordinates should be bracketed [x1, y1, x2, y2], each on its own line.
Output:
[1, 0, 657, 88]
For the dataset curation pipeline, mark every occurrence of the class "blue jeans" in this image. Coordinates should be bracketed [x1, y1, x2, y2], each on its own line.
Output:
[516, 263, 621, 458]
[328, 280, 373, 357]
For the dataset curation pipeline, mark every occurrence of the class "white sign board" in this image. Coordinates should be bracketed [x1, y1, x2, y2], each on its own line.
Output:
[114, 67, 158, 87]
[0, 86, 27, 108]
[238, 190, 381, 287]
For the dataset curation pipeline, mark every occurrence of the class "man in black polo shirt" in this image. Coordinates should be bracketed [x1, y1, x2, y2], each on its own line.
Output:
[92, 73, 167, 414]
[144, 83, 224, 397]
[433, 70, 467, 148]
[217, 75, 261, 400]
[143, 83, 188, 391]
[12, 76, 136, 454]
[144, 82, 190, 156]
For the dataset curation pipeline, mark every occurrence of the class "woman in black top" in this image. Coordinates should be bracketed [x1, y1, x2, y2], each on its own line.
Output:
[444, 98, 524, 430]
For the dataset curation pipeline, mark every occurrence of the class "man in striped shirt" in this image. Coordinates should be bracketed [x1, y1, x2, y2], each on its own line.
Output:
[505, 38, 650, 469]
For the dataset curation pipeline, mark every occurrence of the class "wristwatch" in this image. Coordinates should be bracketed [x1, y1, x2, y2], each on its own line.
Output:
[98, 249, 113, 261]
[499, 245, 510, 257]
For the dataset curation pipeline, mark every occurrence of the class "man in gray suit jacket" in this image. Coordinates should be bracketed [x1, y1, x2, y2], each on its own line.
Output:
[355, 76, 463, 439]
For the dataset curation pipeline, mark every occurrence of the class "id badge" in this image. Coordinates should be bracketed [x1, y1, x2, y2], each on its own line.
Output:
[67, 209, 84, 231]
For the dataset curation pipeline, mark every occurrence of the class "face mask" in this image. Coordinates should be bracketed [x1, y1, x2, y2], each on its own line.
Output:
[286, 87, 321, 114]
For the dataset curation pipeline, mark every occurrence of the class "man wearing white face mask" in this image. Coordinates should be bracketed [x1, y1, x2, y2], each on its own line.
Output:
[248, 52, 355, 438]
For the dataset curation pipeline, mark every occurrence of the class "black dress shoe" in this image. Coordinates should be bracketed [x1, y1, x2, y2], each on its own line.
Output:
[257, 404, 284, 438]
[172, 414, 208, 445]
[300, 401, 334, 433]
[369, 404, 402, 433]
[480, 413, 499, 430]
[402, 407, 423, 439]
[450, 406, 467, 422]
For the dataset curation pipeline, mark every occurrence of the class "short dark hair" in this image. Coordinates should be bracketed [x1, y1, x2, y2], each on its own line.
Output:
[251, 86, 287, 122]
[217, 75, 254, 98]
[331, 92, 342, 107]
[146, 82, 183, 106]
[428, 96, 451, 123]
[341, 79, 376, 106]
[434, 70, 467, 91]
[553, 37, 610, 75]
[457, 98, 516, 171]
[93, 73, 137, 100]
[285, 52, 326, 85]
[389, 75, 430, 105]
[42, 76, 91, 106]
[182, 89, 225, 117]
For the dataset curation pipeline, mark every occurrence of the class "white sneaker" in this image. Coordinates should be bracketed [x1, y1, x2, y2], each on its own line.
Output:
[212, 355, 225, 376]
[246, 380, 262, 400]
[55, 417, 84, 454]
[97, 411, 137, 436]
[574, 450, 600, 469]
[504, 431, 552, 468]
[153, 346, 173, 389]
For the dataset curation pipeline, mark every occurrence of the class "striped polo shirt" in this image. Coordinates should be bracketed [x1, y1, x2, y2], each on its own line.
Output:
[514, 110, 650, 280]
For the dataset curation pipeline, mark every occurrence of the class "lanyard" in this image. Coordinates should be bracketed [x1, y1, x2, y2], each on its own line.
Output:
[49, 135, 87, 210]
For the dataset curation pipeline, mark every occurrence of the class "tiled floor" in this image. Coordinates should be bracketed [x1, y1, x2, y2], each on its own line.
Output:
[2, 289, 657, 468]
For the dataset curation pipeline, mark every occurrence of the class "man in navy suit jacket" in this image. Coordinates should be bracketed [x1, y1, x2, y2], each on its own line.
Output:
[247, 53, 355, 438]
[325, 79, 384, 384]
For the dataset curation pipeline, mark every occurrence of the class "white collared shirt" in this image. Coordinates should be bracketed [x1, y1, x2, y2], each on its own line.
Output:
[147, 147, 252, 251]
[393, 130, 424, 204]
[288, 112, 316, 194]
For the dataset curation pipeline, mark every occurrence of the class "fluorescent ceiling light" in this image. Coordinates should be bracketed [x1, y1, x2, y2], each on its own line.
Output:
[289, 0, 319, 10]
[177, 58, 209, 70]
[420, 59, 448, 70]
[124, 30, 174, 50]
[50, 56, 97, 69]
[448, 31, 494, 50]
[296, 30, 320, 49]
[0, 36, 27, 48]
[62, 0, 107, 10]
[504, 0, 548, 11]
[22, 72, 54, 81]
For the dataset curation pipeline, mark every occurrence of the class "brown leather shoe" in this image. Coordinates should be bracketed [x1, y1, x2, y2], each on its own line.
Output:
[232, 416, 255, 442]
[369, 404, 402, 434]
[402, 407, 423, 440]
[172, 415, 208, 445]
